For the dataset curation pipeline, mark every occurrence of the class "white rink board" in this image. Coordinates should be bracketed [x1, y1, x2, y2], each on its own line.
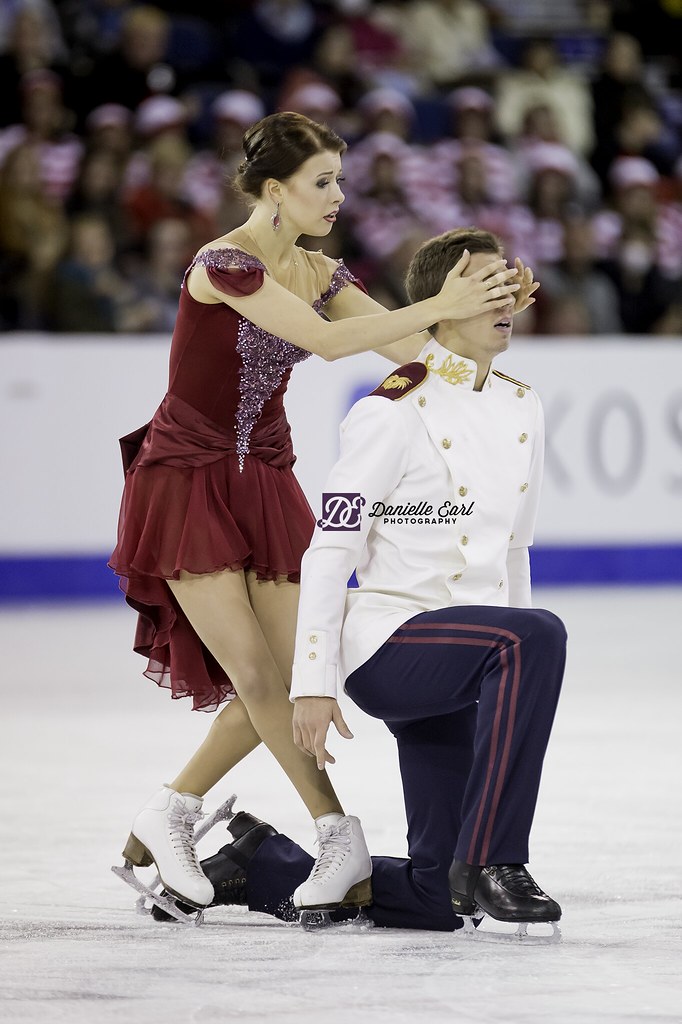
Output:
[1, 335, 681, 552]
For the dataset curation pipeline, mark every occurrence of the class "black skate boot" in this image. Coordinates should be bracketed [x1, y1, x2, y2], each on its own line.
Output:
[475, 864, 561, 923]
[203, 812, 278, 907]
[151, 812, 277, 922]
[449, 860, 561, 940]
[447, 860, 482, 916]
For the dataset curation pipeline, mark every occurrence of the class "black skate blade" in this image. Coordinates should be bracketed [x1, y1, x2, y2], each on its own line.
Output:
[461, 912, 561, 944]
[111, 862, 205, 927]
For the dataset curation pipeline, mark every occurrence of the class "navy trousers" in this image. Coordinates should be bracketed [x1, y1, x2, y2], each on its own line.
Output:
[247, 605, 567, 931]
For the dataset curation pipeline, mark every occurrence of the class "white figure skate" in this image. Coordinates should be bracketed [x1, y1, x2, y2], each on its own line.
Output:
[111, 788, 236, 926]
[293, 815, 373, 928]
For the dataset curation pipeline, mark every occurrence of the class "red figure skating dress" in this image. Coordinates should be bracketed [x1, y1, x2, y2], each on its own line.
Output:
[109, 245, 362, 711]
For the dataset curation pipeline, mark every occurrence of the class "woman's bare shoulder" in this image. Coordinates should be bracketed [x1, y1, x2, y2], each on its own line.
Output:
[192, 234, 265, 271]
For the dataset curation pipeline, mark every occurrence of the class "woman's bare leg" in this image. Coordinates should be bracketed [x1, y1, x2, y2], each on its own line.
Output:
[166, 568, 343, 818]
[168, 570, 300, 795]
[169, 696, 261, 797]
[244, 571, 300, 688]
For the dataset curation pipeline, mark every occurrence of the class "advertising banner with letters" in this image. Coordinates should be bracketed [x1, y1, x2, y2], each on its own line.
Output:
[1, 336, 681, 597]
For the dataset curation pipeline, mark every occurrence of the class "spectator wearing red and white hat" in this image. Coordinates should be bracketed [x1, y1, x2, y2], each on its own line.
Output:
[0, 69, 83, 202]
[592, 156, 682, 280]
[342, 88, 427, 210]
[123, 95, 191, 195]
[514, 106, 602, 210]
[122, 132, 214, 252]
[422, 146, 535, 274]
[430, 87, 521, 206]
[356, 87, 415, 140]
[280, 81, 341, 118]
[523, 142, 583, 265]
[343, 130, 432, 305]
[277, 78, 350, 137]
[85, 104, 133, 163]
[185, 90, 266, 222]
[537, 216, 624, 335]
[600, 218, 681, 334]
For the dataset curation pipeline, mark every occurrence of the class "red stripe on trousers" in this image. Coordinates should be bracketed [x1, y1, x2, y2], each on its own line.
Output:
[389, 621, 522, 864]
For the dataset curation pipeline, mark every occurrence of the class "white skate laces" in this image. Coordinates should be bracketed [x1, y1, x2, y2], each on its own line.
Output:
[308, 820, 353, 885]
[167, 803, 205, 877]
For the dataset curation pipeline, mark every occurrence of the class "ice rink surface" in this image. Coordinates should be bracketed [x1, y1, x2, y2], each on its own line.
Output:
[2, 586, 681, 1024]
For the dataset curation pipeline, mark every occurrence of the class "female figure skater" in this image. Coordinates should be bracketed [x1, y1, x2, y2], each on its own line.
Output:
[109, 112, 524, 918]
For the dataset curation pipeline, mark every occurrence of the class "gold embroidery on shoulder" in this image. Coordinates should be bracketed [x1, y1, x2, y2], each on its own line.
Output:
[371, 361, 428, 399]
[382, 374, 413, 391]
[425, 353, 474, 386]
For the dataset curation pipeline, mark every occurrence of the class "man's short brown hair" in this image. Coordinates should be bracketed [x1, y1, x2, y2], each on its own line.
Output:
[405, 227, 504, 308]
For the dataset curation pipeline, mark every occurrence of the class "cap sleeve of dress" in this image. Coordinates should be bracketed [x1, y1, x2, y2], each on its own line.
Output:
[193, 248, 266, 297]
[312, 255, 368, 312]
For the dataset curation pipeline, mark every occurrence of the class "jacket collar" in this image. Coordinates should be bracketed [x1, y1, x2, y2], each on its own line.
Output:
[417, 336, 492, 392]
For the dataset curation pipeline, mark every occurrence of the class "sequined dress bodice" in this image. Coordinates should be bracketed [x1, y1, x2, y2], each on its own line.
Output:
[166, 247, 357, 470]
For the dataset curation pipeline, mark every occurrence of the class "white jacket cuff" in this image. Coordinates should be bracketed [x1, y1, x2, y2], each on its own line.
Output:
[290, 662, 338, 700]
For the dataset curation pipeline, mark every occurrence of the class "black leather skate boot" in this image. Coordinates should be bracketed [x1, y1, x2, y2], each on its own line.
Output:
[449, 859, 561, 923]
[151, 812, 277, 921]
[448, 860, 483, 915]
[203, 812, 278, 907]
[475, 864, 561, 923]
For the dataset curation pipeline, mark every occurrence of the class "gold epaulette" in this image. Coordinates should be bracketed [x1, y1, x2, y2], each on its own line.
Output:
[492, 369, 532, 390]
[370, 362, 428, 401]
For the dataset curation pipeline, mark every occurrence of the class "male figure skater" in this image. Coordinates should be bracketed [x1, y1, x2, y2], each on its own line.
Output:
[167, 227, 567, 934]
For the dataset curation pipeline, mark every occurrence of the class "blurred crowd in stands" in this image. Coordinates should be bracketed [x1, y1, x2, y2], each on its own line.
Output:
[1, 0, 681, 336]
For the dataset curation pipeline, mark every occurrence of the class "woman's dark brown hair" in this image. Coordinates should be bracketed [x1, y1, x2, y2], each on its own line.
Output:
[233, 112, 346, 200]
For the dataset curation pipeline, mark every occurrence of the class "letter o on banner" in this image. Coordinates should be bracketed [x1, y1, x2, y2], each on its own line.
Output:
[587, 391, 644, 495]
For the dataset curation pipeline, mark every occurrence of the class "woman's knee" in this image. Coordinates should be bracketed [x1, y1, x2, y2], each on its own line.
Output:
[230, 666, 287, 707]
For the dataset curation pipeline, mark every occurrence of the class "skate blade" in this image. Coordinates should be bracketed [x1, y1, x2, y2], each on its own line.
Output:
[461, 913, 561, 944]
[111, 862, 204, 926]
[299, 908, 374, 931]
[296, 876, 373, 914]
[119, 795, 238, 909]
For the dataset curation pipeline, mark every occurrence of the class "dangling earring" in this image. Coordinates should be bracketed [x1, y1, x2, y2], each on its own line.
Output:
[271, 201, 281, 231]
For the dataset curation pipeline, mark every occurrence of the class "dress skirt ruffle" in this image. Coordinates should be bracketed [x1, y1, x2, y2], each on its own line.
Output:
[109, 394, 315, 711]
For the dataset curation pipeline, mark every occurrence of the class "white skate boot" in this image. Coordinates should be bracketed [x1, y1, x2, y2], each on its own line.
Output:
[116, 786, 214, 914]
[293, 814, 372, 924]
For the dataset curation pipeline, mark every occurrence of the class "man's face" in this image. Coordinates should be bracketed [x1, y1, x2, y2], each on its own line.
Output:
[453, 251, 515, 358]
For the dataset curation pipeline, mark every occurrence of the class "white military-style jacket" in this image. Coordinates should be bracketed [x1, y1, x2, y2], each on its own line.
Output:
[289, 336, 545, 701]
